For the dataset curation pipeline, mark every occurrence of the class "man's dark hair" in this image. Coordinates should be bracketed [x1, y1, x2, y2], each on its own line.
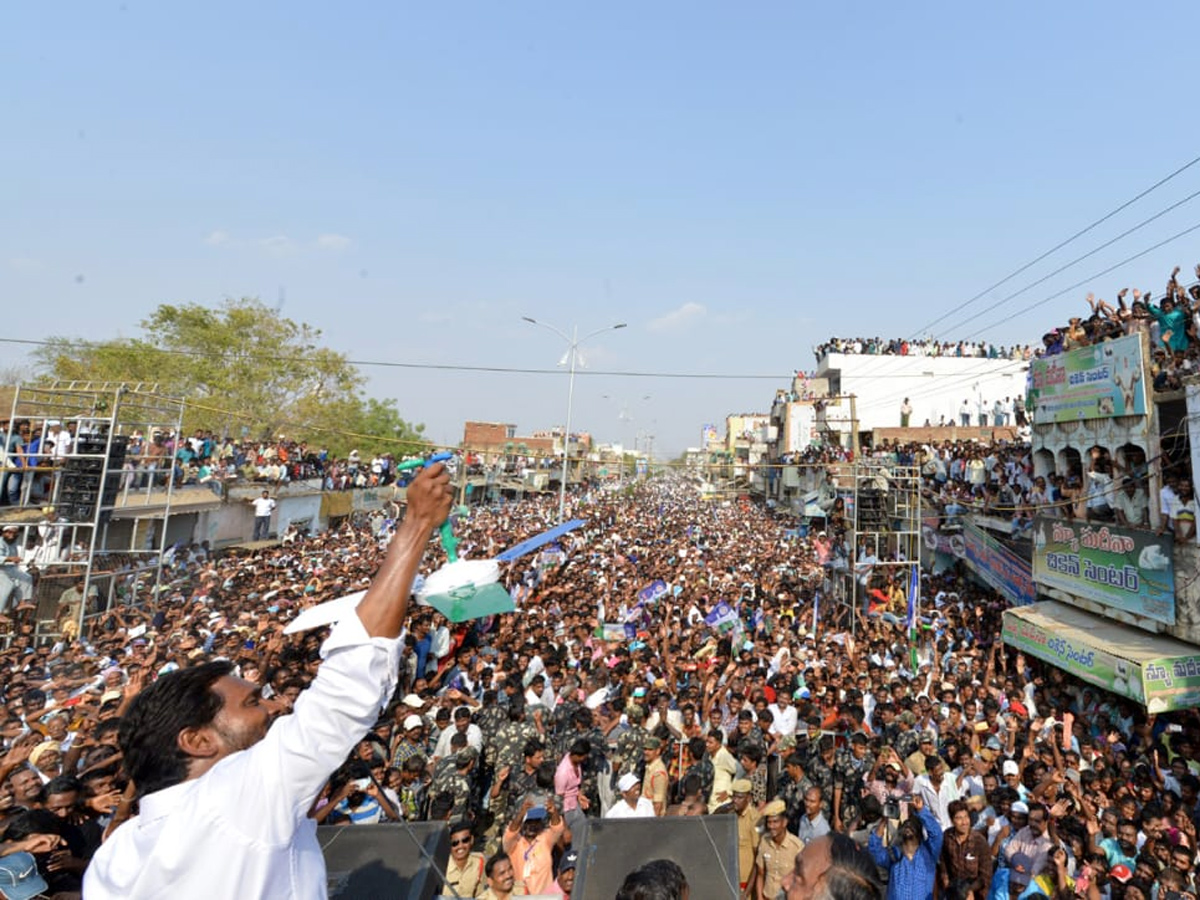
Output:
[739, 743, 763, 765]
[484, 851, 510, 878]
[44, 774, 83, 798]
[522, 739, 544, 760]
[615, 858, 689, 900]
[687, 737, 706, 761]
[822, 832, 884, 900]
[428, 790, 455, 820]
[118, 660, 234, 798]
[569, 739, 591, 757]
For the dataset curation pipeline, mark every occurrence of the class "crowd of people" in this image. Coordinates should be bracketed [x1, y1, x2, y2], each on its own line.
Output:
[1038, 265, 1200, 394]
[814, 338, 1034, 364]
[0, 445, 1194, 899]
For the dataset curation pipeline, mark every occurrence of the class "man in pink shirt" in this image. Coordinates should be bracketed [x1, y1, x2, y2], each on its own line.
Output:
[554, 739, 591, 815]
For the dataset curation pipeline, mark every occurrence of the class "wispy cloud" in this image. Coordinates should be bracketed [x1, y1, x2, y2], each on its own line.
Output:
[259, 235, 297, 256]
[203, 229, 230, 246]
[315, 233, 352, 251]
[648, 302, 707, 332]
[6, 257, 42, 271]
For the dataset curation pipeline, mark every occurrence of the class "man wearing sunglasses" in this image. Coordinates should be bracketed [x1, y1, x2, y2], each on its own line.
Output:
[443, 820, 486, 898]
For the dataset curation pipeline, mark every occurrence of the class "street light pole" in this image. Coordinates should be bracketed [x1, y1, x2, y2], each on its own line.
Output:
[522, 317, 627, 522]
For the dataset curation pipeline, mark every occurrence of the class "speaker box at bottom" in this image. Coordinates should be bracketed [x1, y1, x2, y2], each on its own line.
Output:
[572, 814, 739, 900]
[319, 821, 448, 900]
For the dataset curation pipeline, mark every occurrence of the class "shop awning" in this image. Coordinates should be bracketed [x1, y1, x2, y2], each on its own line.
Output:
[1003, 601, 1200, 713]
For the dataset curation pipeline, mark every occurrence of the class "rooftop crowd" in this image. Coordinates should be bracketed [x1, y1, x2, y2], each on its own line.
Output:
[0, 448, 1194, 900]
[814, 339, 1033, 364]
[1035, 265, 1200, 393]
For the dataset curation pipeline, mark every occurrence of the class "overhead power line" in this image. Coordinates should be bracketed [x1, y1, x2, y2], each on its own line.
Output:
[939, 187, 1200, 336]
[0, 336, 788, 381]
[910, 151, 1200, 338]
[967, 219, 1200, 337]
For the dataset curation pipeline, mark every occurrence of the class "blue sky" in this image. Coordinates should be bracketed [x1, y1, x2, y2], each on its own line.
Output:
[4, 2, 1200, 455]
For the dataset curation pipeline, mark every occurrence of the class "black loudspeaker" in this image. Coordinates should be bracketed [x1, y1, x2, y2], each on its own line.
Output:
[319, 821, 449, 900]
[572, 815, 740, 900]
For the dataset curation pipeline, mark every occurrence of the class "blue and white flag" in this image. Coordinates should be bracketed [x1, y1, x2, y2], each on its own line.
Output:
[705, 601, 739, 633]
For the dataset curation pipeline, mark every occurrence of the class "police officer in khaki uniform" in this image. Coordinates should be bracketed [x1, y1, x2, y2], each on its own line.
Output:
[731, 778, 762, 899]
[641, 736, 670, 816]
[755, 799, 804, 900]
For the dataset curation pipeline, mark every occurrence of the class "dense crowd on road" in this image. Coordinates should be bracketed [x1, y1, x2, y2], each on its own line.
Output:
[0, 453, 1195, 900]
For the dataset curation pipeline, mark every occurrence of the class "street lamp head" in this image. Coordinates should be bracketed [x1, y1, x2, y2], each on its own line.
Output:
[613, 323, 628, 330]
[521, 316, 538, 325]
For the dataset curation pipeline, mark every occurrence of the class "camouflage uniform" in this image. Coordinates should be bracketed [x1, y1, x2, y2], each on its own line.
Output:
[476, 704, 508, 747]
[491, 719, 540, 773]
[550, 699, 583, 747]
[614, 724, 650, 782]
[893, 727, 920, 764]
[807, 752, 837, 813]
[683, 755, 714, 804]
[777, 770, 815, 834]
[426, 757, 465, 817]
[833, 748, 875, 827]
[579, 725, 611, 813]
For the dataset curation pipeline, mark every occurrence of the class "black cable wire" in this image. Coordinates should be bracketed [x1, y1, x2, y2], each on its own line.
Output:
[940, 188, 1200, 337]
[966, 220, 1200, 338]
[910, 151, 1200, 338]
[0, 336, 787, 381]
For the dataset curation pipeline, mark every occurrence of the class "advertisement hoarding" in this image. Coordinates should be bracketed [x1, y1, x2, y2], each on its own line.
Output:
[1032, 517, 1175, 625]
[1027, 333, 1146, 424]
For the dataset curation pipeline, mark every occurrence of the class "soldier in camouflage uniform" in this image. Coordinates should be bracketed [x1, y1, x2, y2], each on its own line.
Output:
[613, 704, 650, 786]
[500, 739, 546, 814]
[681, 736, 713, 805]
[776, 750, 815, 836]
[807, 735, 838, 816]
[428, 740, 475, 822]
[892, 710, 921, 763]
[579, 719, 610, 815]
[832, 732, 875, 830]
[489, 700, 540, 776]
[548, 676, 583, 747]
[731, 709, 767, 757]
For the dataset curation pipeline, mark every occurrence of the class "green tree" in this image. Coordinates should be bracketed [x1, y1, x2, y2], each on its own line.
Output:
[35, 298, 429, 451]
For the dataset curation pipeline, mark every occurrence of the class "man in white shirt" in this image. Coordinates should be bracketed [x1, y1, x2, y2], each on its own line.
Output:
[248, 490, 276, 541]
[767, 691, 798, 738]
[913, 754, 962, 831]
[606, 773, 655, 818]
[433, 706, 485, 760]
[84, 462, 453, 900]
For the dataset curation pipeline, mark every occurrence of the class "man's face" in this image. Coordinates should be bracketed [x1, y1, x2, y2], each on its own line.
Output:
[804, 789, 822, 816]
[9, 769, 41, 804]
[449, 828, 472, 863]
[767, 814, 788, 839]
[732, 791, 750, 814]
[1028, 809, 1048, 837]
[44, 789, 77, 819]
[783, 835, 832, 900]
[558, 866, 576, 892]
[208, 675, 282, 755]
[488, 859, 515, 893]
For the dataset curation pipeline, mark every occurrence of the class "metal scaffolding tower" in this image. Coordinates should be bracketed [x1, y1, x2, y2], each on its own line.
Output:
[0, 383, 186, 643]
[847, 461, 922, 635]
